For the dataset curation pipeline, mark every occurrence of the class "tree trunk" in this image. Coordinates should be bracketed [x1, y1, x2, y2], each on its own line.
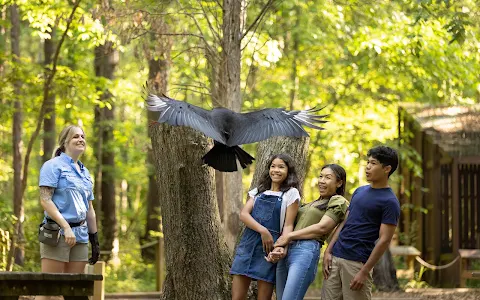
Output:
[210, 0, 244, 253]
[94, 41, 118, 260]
[287, 5, 300, 111]
[142, 29, 171, 261]
[250, 136, 309, 192]
[10, 3, 24, 267]
[150, 124, 231, 300]
[43, 28, 56, 162]
[373, 248, 400, 292]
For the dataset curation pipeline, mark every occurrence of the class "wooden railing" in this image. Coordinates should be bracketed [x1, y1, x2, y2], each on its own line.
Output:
[459, 249, 480, 287]
[390, 245, 421, 279]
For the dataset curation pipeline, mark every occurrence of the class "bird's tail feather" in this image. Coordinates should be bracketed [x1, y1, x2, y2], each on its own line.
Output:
[202, 142, 254, 172]
[234, 146, 255, 169]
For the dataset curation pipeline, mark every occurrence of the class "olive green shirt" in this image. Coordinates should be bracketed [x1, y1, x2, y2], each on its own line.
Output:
[293, 195, 349, 243]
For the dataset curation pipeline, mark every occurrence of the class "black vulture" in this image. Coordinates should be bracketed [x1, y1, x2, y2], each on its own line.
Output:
[146, 92, 327, 172]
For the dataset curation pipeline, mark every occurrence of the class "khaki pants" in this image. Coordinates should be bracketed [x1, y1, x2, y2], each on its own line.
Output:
[321, 256, 373, 300]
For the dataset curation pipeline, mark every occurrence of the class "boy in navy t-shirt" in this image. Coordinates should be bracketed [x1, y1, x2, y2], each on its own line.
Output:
[321, 146, 400, 300]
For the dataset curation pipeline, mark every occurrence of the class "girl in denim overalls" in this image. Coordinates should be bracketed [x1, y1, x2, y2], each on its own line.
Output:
[231, 154, 300, 300]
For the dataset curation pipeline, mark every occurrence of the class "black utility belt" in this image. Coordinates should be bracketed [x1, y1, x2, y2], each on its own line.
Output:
[46, 218, 85, 228]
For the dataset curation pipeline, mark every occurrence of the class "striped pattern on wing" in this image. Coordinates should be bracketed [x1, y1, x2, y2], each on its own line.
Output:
[226, 107, 327, 146]
[146, 94, 227, 144]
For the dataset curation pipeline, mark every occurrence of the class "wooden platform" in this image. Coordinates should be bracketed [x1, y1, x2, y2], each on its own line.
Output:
[0, 272, 103, 300]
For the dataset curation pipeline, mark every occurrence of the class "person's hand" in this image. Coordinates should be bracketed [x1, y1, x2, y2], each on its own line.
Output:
[63, 226, 76, 247]
[323, 250, 333, 279]
[260, 228, 274, 254]
[88, 232, 100, 265]
[274, 233, 291, 248]
[265, 247, 285, 263]
[350, 269, 369, 290]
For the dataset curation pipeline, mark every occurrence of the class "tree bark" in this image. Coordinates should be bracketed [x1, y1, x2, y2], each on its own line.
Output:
[43, 28, 56, 162]
[94, 41, 118, 260]
[10, 3, 24, 267]
[142, 26, 171, 261]
[150, 124, 231, 300]
[372, 249, 400, 292]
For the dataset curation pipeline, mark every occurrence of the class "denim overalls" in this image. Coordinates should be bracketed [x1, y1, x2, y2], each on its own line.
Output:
[230, 192, 284, 283]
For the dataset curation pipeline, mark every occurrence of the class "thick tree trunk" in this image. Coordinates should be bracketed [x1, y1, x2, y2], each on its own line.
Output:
[94, 41, 118, 260]
[43, 28, 56, 162]
[210, 0, 244, 253]
[150, 124, 231, 300]
[10, 3, 24, 267]
[142, 34, 171, 261]
[373, 248, 400, 292]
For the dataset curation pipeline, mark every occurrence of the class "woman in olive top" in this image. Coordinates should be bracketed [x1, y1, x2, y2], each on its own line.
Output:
[269, 164, 349, 300]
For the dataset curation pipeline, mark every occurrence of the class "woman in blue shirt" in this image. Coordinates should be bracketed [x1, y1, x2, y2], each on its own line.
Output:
[38, 125, 100, 282]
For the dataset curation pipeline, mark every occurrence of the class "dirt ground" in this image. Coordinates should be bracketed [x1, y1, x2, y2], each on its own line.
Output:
[373, 291, 480, 300]
[18, 290, 480, 299]
[304, 289, 480, 300]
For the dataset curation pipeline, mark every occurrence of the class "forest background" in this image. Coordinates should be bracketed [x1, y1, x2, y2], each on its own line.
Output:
[0, 0, 479, 293]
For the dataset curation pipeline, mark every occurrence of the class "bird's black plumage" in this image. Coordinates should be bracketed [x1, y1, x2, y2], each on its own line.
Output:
[145, 91, 327, 172]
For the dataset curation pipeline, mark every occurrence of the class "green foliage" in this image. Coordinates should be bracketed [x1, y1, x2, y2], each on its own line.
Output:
[404, 266, 430, 289]
[466, 259, 480, 288]
[104, 253, 157, 292]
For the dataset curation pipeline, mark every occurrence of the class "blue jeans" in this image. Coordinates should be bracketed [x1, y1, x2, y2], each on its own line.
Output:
[276, 240, 320, 300]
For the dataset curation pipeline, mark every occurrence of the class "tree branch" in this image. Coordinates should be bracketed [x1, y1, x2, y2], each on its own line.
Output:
[176, 0, 218, 63]
[242, 0, 277, 40]
[130, 30, 205, 41]
[196, 0, 221, 43]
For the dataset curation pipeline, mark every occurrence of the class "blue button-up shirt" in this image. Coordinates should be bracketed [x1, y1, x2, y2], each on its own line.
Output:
[39, 152, 94, 243]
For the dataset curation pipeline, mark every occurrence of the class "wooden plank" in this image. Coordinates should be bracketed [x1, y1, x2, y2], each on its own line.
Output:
[0, 272, 103, 298]
[0, 279, 93, 296]
[469, 165, 476, 248]
[0, 272, 102, 281]
[459, 249, 480, 259]
[462, 270, 475, 279]
[452, 158, 460, 287]
[390, 245, 421, 256]
[414, 128, 424, 253]
[423, 133, 435, 266]
[440, 164, 450, 252]
[402, 117, 412, 241]
[93, 261, 105, 300]
[452, 159, 460, 253]
[461, 165, 469, 249]
[477, 164, 480, 249]
[458, 156, 480, 164]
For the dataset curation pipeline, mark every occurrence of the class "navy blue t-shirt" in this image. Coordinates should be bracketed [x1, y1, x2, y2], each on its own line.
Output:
[332, 185, 400, 263]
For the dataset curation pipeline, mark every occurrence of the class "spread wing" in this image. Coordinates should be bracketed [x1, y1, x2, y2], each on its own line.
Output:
[227, 106, 327, 146]
[145, 93, 227, 144]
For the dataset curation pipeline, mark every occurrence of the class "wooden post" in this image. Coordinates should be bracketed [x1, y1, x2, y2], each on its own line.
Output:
[452, 158, 460, 286]
[85, 261, 105, 300]
[402, 117, 412, 243]
[156, 235, 164, 292]
[93, 261, 105, 300]
[413, 127, 423, 253]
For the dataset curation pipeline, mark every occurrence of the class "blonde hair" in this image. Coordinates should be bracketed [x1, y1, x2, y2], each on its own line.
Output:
[53, 125, 85, 157]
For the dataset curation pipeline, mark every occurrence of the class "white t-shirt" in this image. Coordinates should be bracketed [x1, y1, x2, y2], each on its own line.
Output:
[248, 187, 300, 231]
